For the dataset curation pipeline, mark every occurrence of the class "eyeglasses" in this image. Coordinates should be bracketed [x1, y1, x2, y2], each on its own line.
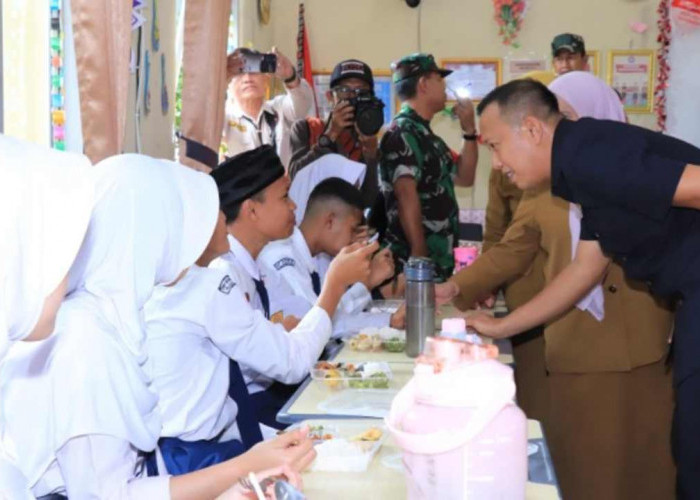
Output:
[332, 86, 373, 100]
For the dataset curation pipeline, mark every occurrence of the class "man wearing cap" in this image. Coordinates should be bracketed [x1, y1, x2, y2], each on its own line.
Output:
[209, 145, 379, 429]
[379, 53, 478, 281]
[288, 59, 380, 207]
[551, 33, 587, 76]
[224, 47, 314, 168]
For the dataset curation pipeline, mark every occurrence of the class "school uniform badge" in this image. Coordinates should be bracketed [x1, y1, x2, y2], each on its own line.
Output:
[218, 275, 235, 294]
[274, 257, 296, 271]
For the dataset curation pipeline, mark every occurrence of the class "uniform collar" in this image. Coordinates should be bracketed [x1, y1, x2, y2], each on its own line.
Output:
[291, 227, 316, 274]
[551, 118, 577, 202]
[227, 234, 261, 280]
[229, 98, 276, 124]
[398, 104, 432, 130]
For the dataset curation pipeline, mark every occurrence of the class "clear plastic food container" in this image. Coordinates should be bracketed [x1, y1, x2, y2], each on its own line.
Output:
[293, 422, 387, 472]
[311, 361, 393, 390]
[348, 327, 407, 353]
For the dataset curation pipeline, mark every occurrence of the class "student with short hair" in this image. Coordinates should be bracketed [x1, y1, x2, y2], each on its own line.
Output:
[259, 177, 402, 337]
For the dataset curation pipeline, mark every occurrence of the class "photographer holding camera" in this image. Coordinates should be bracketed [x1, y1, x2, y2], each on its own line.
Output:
[224, 47, 314, 168]
[288, 59, 384, 207]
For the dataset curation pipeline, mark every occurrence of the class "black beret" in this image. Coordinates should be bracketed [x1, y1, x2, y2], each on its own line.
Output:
[211, 145, 285, 215]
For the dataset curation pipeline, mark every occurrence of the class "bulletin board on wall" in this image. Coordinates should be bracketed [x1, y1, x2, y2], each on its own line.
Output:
[312, 70, 398, 125]
[440, 58, 503, 102]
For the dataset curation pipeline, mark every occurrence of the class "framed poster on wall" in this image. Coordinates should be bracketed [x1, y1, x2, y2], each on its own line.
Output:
[312, 70, 398, 126]
[607, 49, 655, 113]
[585, 50, 600, 76]
[440, 58, 503, 102]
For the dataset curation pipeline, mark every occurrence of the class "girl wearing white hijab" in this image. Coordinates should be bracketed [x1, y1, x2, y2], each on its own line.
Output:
[0, 134, 94, 500]
[1, 153, 314, 498]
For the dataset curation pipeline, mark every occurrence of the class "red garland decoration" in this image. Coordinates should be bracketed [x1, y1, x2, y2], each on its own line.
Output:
[655, 0, 671, 131]
[492, 0, 527, 48]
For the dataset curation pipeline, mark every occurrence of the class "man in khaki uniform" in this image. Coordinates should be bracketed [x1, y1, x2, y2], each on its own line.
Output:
[445, 187, 675, 500]
[483, 168, 547, 423]
[481, 71, 555, 422]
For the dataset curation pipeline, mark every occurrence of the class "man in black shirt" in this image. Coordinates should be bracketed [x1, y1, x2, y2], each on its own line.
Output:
[462, 79, 700, 499]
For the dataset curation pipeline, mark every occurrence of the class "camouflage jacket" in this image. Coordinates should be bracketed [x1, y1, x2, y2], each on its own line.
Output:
[379, 105, 458, 281]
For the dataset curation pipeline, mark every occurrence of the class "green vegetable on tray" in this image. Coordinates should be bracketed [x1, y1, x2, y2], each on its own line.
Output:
[348, 372, 390, 389]
[383, 337, 406, 353]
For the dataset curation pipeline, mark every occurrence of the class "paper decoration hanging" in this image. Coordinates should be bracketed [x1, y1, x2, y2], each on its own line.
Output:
[161, 53, 169, 115]
[492, 0, 528, 48]
[671, 0, 700, 33]
[144, 50, 151, 115]
[132, 0, 146, 31]
[49, 0, 65, 150]
[655, 0, 671, 131]
[151, 0, 160, 51]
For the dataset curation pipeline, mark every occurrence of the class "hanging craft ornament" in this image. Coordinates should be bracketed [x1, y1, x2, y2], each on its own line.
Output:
[492, 0, 528, 48]
[151, 0, 160, 51]
[49, 0, 65, 150]
[671, 0, 700, 33]
[161, 53, 169, 115]
[144, 50, 151, 115]
[655, 0, 671, 131]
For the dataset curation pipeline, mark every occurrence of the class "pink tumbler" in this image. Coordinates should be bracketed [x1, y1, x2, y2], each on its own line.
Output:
[386, 336, 527, 499]
[453, 246, 478, 273]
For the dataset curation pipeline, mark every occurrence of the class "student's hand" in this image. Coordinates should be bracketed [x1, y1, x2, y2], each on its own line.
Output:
[216, 465, 302, 499]
[243, 427, 316, 473]
[390, 303, 406, 329]
[351, 225, 370, 244]
[282, 315, 301, 332]
[327, 101, 354, 140]
[272, 47, 296, 83]
[466, 312, 508, 339]
[367, 248, 394, 289]
[226, 52, 244, 82]
[435, 281, 460, 306]
[326, 241, 379, 289]
[453, 98, 476, 135]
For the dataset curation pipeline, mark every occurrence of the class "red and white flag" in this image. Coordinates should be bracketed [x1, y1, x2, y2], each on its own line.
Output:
[297, 3, 319, 117]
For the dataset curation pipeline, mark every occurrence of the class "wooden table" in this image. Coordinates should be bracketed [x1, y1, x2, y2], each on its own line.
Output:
[300, 418, 560, 499]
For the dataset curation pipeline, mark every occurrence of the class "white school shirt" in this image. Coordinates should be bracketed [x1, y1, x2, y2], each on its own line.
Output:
[224, 80, 314, 168]
[211, 235, 329, 394]
[144, 264, 331, 441]
[258, 228, 391, 338]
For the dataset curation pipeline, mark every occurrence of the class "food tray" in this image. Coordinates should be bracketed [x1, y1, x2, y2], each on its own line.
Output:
[348, 327, 407, 353]
[292, 421, 387, 472]
[311, 361, 393, 390]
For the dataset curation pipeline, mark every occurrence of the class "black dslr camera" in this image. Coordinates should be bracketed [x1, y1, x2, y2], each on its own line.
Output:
[348, 90, 385, 136]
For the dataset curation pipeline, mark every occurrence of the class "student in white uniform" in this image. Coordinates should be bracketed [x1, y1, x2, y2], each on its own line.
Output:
[210, 145, 381, 428]
[259, 178, 404, 337]
[0, 135, 94, 500]
[144, 204, 374, 475]
[1, 154, 315, 499]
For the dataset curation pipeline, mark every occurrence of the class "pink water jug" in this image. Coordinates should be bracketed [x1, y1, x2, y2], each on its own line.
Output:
[386, 336, 527, 499]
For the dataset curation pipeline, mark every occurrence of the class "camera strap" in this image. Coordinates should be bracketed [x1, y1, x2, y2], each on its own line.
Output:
[242, 110, 279, 151]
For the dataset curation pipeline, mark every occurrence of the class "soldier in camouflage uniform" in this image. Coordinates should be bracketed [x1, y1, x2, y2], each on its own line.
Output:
[379, 54, 479, 281]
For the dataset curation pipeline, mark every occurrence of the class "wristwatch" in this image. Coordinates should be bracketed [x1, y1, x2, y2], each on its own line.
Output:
[462, 132, 478, 141]
[318, 134, 337, 150]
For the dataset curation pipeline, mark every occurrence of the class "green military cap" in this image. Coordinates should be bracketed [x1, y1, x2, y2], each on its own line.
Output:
[391, 53, 452, 83]
[551, 33, 586, 56]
